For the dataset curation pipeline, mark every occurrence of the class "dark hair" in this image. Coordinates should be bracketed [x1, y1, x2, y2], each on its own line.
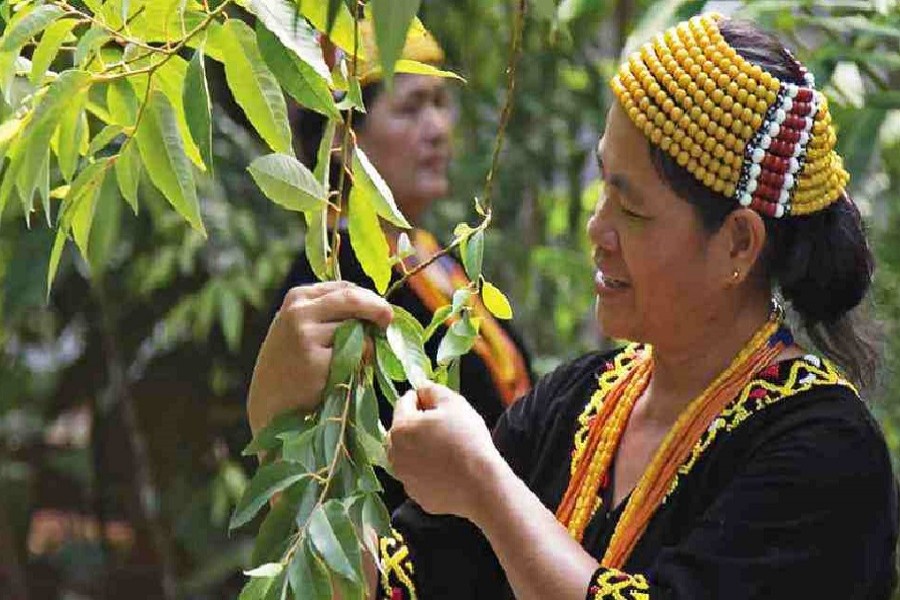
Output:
[648, 18, 881, 390]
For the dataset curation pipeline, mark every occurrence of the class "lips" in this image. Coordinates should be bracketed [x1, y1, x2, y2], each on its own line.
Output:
[595, 270, 631, 291]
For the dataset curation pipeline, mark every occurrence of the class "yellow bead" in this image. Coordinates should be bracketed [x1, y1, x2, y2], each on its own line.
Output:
[711, 106, 723, 122]
[735, 88, 748, 104]
[722, 112, 733, 128]
[698, 113, 710, 129]
[673, 129, 685, 143]
[741, 108, 754, 124]
[742, 125, 753, 139]
[703, 77, 717, 94]
[713, 145, 725, 159]
[660, 137, 673, 151]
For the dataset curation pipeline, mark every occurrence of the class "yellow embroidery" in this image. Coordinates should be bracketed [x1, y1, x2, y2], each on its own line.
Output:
[379, 528, 417, 600]
[571, 344, 643, 476]
[665, 355, 856, 497]
[590, 568, 651, 600]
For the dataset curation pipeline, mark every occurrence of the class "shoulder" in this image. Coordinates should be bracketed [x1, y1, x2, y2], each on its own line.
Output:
[496, 346, 632, 439]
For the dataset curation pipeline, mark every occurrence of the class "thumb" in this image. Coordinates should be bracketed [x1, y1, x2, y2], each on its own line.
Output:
[393, 389, 420, 423]
[416, 382, 456, 411]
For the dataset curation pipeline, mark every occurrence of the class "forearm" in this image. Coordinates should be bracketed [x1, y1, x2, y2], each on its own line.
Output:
[469, 453, 599, 600]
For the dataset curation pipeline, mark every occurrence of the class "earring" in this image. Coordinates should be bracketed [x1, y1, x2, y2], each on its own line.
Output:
[731, 269, 741, 281]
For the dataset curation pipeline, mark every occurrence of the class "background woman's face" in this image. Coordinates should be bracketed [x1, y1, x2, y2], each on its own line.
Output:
[356, 74, 453, 222]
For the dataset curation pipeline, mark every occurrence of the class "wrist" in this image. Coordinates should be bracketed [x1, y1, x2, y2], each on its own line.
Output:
[465, 449, 515, 528]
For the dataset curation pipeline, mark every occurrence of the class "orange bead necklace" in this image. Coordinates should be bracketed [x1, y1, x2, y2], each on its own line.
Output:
[556, 313, 788, 568]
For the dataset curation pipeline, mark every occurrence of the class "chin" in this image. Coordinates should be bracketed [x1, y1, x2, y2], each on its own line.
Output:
[595, 299, 638, 343]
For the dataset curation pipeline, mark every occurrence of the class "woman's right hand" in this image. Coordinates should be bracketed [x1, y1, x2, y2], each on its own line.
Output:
[247, 281, 393, 437]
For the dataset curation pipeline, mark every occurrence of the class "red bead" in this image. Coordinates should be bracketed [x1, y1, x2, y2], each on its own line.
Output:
[752, 197, 777, 217]
[792, 101, 812, 116]
[757, 182, 780, 201]
[761, 170, 786, 188]
[392, 587, 404, 600]
[796, 88, 813, 102]
[784, 116, 805, 131]
[780, 129, 800, 144]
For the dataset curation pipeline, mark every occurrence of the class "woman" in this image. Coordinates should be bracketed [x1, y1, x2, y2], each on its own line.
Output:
[276, 27, 533, 510]
[249, 14, 898, 599]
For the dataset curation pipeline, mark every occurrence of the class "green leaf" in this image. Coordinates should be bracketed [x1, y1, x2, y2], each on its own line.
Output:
[256, 22, 340, 119]
[244, 563, 284, 578]
[302, 118, 337, 280]
[296, 0, 360, 56]
[0, 4, 65, 52]
[393, 58, 465, 82]
[447, 357, 460, 392]
[238, 574, 277, 600]
[60, 158, 110, 261]
[280, 426, 319, 468]
[251, 480, 305, 565]
[86, 171, 122, 275]
[462, 229, 484, 281]
[370, 0, 420, 85]
[423, 304, 453, 341]
[0, 71, 92, 225]
[362, 494, 391, 539]
[248, 153, 327, 212]
[318, 391, 344, 467]
[482, 280, 513, 319]
[230, 461, 311, 530]
[107, 78, 139, 125]
[307, 501, 363, 584]
[134, 90, 205, 234]
[326, 320, 365, 388]
[375, 335, 405, 381]
[219, 286, 243, 352]
[56, 101, 87, 182]
[353, 382, 388, 468]
[184, 45, 214, 173]
[373, 359, 400, 406]
[353, 148, 410, 228]
[74, 26, 111, 67]
[29, 17, 76, 85]
[114, 141, 141, 215]
[385, 306, 432, 388]
[46, 226, 67, 299]
[87, 124, 125, 156]
[214, 19, 292, 154]
[436, 313, 478, 366]
[243, 410, 309, 457]
[247, 0, 332, 83]
[348, 165, 392, 294]
[288, 539, 333, 600]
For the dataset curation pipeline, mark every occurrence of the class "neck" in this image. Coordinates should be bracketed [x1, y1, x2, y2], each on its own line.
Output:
[641, 292, 773, 425]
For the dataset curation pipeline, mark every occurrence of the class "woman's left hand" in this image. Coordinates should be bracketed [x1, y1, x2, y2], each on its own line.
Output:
[387, 383, 502, 520]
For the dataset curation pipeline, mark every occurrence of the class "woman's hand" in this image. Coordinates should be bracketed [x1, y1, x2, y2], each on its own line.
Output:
[387, 383, 503, 520]
[247, 281, 393, 437]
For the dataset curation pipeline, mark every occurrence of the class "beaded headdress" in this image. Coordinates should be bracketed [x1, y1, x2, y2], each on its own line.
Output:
[610, 13, 849, 218]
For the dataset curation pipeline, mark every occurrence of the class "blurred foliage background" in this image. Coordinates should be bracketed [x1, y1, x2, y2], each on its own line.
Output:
[1, 0, 899, 598]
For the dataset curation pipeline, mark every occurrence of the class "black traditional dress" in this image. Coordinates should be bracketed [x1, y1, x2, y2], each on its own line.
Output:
[276, 229, 533, 511]
[377, 346, 899, 599]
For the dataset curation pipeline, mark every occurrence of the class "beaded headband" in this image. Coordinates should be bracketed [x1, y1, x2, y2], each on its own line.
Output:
[610, 13, 849, 218]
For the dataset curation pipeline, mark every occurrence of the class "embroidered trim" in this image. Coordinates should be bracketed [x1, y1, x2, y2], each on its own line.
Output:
[379, 528, 417, 600]
[664, 354, 856, 498]
[571, 344, 644, 476]
[587, 567, 651, 600]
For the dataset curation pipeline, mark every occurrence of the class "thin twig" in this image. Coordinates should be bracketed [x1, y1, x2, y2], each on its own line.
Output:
[482, 0, 527, 213]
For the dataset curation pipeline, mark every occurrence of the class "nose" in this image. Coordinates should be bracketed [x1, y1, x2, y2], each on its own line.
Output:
[420, 103, 451, 145]
[587, 199, 620, 254]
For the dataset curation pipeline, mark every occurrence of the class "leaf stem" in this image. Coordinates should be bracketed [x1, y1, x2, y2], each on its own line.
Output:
[482, 0, 527, 213]
[384, 212, 492, 299]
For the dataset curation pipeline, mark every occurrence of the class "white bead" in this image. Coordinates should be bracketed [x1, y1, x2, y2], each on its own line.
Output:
[752, 148, 765, 163]
[799, 132, 809, 145]
[779, 189, 790, 204]
[789, 157, 800, 172]
[750, 164, 762, 178]
[788, 85, 799, 98]
[775, 109, 787, 123]
[803, 117, 814, 131]
[768, 122, 781, 137]
[740, 193, 753, 206]
[746, 179, 758, 193]
[785, 174, 795, 188]
[805, 73, 816, 87]
[792, 144, 803, 157]
[760, 135, 772, 149]
[782, 98, 793, 112]
[775, 204, 785, 218]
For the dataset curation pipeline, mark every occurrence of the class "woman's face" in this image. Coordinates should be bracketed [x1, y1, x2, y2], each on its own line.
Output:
[356, 74, 453, 222]
[587, 104, 729, 346]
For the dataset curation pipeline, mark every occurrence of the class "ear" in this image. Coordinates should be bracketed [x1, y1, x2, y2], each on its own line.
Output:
[720, 208, 767, 285]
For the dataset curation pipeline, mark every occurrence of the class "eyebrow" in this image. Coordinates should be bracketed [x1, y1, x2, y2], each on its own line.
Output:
[596, 148, 642, 205]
